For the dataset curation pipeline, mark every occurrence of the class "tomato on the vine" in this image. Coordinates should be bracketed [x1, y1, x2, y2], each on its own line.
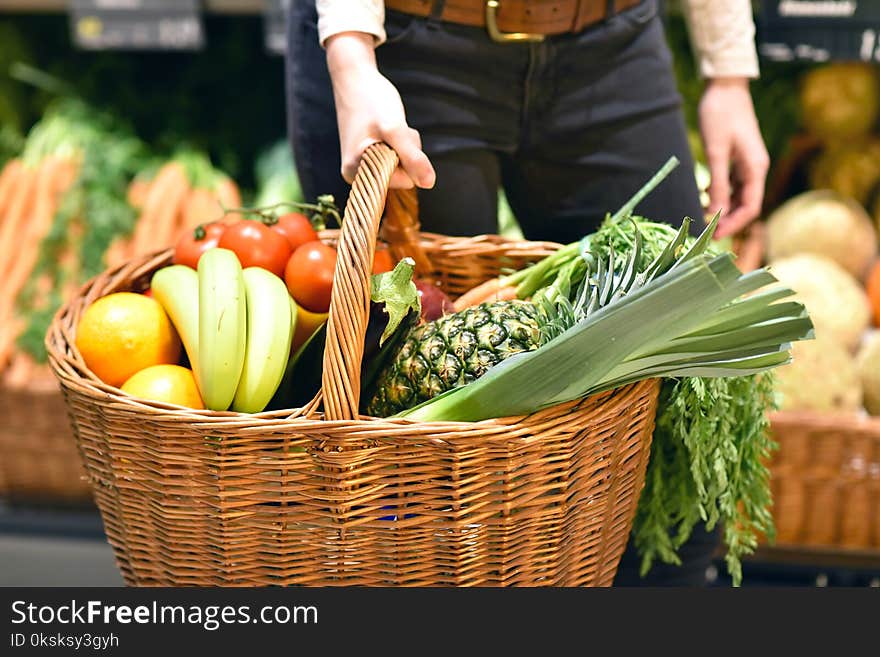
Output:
[372, 245, 394, 274]
[218, 220, 292, 278]
[172, 222, 227, 270]
[285, 242, 338, 314]
[270, 212, 319, 253]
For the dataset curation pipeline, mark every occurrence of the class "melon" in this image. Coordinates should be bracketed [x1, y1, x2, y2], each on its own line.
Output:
[766, 190, 877, 279]
[769, 254, 871, 351]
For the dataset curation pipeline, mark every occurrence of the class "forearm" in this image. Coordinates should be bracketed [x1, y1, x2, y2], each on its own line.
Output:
[681, 0, 759, 80]
[317, 0, 385, 46]
[327, 32, 378, 81]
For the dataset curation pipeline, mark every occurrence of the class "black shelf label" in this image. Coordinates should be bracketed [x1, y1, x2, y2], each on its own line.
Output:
[759, 24, 880, 62]
[758, 0, 880, 62]
[69, 0, 204, 51]
[763, 0, 880, 22]
[264, 0, 290, 56]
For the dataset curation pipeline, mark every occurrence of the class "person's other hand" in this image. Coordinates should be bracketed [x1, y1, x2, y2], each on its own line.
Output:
[698, 77, 769, 238]
[326, 32, 435, 190]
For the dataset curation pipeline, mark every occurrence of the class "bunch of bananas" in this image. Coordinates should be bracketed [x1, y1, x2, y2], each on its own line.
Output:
[152, 248, 295, 413]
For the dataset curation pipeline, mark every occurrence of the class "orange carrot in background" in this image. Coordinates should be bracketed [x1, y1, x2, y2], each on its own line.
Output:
[153, 169, 190, 252]
[131, 162, 189, 255]
[214, 175, 241, 210]
[53, 157, 78, 196]
[0, 159, 23, 218]
[181, 187, 222, 230]
[0, 316, 24, 372]
[0, 164, 37, 278]
[5, 351, 36, 389]
[104, 236, 131, 269]
[214, 175, 241, 222]
[127, 176, 152, 211]
[0, 158, 61, 309]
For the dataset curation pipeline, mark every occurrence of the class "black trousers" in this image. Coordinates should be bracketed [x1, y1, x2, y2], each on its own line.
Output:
[286, 0, 716, 584]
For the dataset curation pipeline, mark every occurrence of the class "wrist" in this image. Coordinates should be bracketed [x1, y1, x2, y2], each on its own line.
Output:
[704, 77, 750, 92]
[326, 32, 377, 78]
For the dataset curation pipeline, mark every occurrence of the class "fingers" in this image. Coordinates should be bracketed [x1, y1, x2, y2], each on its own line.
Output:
[384, 125, 436, 189]
[715, 144, 770, 239]
[389, 168, 416, 189]
[341, 138, 377, 184]
[705, 144, 732, 221]
[340, 128, 436, 190]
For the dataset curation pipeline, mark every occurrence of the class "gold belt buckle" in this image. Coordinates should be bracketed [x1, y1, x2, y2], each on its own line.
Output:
[486, 0, 545, 43]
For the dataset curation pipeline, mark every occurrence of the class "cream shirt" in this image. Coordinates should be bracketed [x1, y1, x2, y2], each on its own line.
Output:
[316, 0, 760, 78]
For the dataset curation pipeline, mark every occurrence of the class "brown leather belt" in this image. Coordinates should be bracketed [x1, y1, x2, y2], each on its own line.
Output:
[384, 0, 645, 42]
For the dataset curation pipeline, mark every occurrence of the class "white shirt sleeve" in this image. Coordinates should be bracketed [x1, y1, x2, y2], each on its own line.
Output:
[316, 0, 386, 46]
[680, 0, 760, 79]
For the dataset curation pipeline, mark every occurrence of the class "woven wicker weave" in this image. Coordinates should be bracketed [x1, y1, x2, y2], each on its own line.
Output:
[0, 376, 93, 505]
[46, 143, 661, 586]
[768, 411, 880, 552]
[729, 221, 880, 554]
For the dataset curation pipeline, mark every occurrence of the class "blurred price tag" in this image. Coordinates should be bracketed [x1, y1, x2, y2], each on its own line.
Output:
[759, 1, 880, 62]
[264, 0, 291, 56]
[69, 0, 204, 51]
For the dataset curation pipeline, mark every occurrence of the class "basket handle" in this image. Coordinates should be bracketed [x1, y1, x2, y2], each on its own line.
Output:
[320, 142, 399, 421]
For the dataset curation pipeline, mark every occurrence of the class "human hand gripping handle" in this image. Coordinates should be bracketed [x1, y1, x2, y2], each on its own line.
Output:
[326, 32, 436, 190]
[699, 77, 770, 239]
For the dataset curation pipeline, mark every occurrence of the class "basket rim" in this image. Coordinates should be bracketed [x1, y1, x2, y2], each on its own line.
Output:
[769, 409, 880, 434]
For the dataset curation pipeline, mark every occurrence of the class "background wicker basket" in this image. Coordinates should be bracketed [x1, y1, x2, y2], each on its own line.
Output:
[768, 411, 880, 552]
[46, 144, 662, 586]
[0, 372, 93, 506]
[729, 216, 880, 556]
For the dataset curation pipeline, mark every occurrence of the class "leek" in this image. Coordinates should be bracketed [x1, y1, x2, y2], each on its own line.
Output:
[398, 220, 813, 422]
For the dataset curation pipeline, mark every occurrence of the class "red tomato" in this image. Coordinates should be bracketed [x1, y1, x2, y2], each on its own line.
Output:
[172, 222, 227, 270]
[372, 245, 394, 274]
[218, 220, 292, 278]
[285, 242, 338, 313]
[270, 212, 319, 253]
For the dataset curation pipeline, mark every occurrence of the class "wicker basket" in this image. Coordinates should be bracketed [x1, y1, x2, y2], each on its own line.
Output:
[46, 143, 661, 586]
[768, 411, 880, 552]
[730, 214, 880, 554]
[0, 374, 93, 506]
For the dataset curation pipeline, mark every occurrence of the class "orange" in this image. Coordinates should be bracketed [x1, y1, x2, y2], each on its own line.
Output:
[292, 302, 328, 354]
[867, 261, 880, 327]
[120, 365, 204, 409]
[75, 292, 182, 387]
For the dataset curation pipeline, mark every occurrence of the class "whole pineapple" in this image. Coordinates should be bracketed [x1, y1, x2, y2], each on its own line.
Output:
[367, 300, 543, 417]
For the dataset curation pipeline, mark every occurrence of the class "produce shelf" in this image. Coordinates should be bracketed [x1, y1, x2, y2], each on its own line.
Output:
[750, 545, 880, 572]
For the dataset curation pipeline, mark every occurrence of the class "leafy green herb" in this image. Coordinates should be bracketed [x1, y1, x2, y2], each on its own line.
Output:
[587, 205, 781, 586]
[633, 374, 778, 586]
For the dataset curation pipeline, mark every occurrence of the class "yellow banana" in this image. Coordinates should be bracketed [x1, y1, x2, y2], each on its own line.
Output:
[150, 265, 200, 389]
[198, 248, 247, 411]
[232, 268, 295, 413]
